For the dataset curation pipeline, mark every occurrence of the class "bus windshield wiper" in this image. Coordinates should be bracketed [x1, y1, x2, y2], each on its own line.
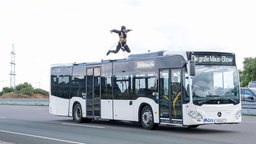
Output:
[197, 97, 239, 105]
[224, 98, 239, 104]
[197, 99, 217, 105]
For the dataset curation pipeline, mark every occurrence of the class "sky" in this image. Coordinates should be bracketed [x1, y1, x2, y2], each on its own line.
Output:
[1, 0, 256, 91]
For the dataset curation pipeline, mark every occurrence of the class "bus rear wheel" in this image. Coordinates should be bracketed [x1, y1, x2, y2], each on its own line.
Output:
[140, 105, 157, 130]
[73, 103, 83, 123]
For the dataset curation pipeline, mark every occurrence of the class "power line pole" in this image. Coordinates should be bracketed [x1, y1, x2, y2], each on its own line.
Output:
[10, 43, 16, 88]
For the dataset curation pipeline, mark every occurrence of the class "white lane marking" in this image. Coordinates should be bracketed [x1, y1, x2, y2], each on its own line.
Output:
[0, 129, 86, 144]
[0, 140, 14, 144]
[62, 123, 105, 129]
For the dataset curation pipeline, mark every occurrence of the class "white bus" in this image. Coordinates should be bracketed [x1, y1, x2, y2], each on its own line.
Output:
[49, 51, 241, 129]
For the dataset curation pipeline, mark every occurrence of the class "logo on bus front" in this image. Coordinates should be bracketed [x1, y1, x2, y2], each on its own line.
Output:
[203, 118, 214, 123]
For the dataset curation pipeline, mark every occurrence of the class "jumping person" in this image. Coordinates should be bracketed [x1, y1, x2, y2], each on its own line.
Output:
[106, 26, 132, 56]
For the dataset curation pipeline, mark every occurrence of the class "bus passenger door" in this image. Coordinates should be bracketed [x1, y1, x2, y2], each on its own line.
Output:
[159, 69, 182, 123]
[159, 69, 170, 122]
[170, 69, 182, 122]
[86, 67, 101, 118]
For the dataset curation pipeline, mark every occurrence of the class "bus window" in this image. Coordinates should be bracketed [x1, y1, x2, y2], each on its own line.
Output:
[57, 75, 70, 99]
[102, 76, 113, 99]
[183, 72, 190, 103]
[71, 65, 86, 98]
[51, 75, 58, 96]
[114, 76, 132, 99]
[147, 75, 158, 100]
[135, 74, 146, 97]
[134, 74, 157, 100]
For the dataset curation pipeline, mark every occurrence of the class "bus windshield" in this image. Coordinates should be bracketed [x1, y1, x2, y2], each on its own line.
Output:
[192, 65, 240, 105]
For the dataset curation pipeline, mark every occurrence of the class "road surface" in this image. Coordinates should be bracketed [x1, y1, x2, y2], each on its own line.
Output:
[0, 105, 255, 144]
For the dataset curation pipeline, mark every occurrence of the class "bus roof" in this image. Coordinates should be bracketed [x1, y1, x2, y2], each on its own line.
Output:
[51, 50, 235, 68]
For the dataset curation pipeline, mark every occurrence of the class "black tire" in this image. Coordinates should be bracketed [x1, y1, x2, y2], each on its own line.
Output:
[83, 118, 92, 123]
[73, 103, 83, 123]
[140, 105, 158, 130]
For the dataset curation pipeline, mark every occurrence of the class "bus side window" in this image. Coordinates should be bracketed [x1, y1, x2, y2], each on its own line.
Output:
[114, 76, 133, 99]
[102, 76, 113, 99]
[51, 75, 58, 96]
[58, 75, 70, 99]
[113, 81, 121, 97]
[134, 74, 157, 100]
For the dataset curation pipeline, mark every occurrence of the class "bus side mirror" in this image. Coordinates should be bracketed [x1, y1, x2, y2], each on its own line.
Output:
[189, 60, 195, 76]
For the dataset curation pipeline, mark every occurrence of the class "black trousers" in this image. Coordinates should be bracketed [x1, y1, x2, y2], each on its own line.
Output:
[109, 42, 131, 54]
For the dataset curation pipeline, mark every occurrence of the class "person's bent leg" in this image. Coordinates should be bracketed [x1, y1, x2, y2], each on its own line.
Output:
[113, 43, 122, 53]
[124, 44, 131, 53]
[106, 43, 121, 55]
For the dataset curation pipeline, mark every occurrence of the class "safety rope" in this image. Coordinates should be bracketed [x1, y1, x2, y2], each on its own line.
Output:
[103, 42, 127, 60]
[102, 42, 118, 60]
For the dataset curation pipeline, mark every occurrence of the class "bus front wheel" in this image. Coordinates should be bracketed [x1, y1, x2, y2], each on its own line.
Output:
[140, 105, 158, 130]
[73, 103, 83, 123]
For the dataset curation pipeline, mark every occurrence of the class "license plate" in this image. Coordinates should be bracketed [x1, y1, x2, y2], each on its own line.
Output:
[214, 118, 226, 123]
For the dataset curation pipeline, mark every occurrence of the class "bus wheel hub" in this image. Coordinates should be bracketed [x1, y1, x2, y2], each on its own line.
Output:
[142, 110, 152, 125]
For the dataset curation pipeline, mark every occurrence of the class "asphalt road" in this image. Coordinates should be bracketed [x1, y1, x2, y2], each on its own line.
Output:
[0, 105, 255, 144]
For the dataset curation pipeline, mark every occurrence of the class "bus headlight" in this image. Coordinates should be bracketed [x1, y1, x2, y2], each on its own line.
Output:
[187, 111, 203, 121]
[235, 110, 241, 120]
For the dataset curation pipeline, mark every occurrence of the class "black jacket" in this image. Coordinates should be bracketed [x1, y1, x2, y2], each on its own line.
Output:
[111, 29, 132, 43]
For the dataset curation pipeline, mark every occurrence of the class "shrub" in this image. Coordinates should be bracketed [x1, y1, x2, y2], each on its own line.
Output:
[0, 82, 49, 97]
[18, 86, 34, 96]
[34, 88, 49, 96]
[15, 82, 33, 92]
[0, 87, 15, 96]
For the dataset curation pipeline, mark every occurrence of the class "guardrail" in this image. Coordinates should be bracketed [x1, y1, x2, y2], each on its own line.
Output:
[242, 101, 256, 115]
[0, 98, 255, 114]
[0, 98, 48, 106]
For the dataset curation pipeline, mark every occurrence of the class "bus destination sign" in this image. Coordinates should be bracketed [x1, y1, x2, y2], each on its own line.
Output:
[191, 53, 235, 65]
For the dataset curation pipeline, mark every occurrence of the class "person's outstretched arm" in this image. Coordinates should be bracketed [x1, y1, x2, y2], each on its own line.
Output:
[126, 29, 132, 33]
[110, 29, 119, 33]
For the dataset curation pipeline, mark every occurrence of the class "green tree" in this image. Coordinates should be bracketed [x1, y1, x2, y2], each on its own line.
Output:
[240, 57, 256, 87]
[0, 87, 15, 96]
